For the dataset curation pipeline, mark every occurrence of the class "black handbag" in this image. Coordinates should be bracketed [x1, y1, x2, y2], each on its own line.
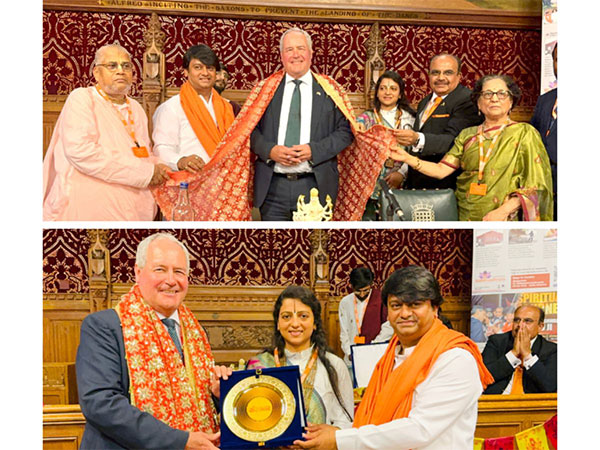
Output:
[379, 188, 458, 221]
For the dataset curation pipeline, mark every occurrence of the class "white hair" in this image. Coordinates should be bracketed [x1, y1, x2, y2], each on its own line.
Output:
[135, 233, 190, 271]
[93, 42, 131, 66]
[279, 28, 313, 54]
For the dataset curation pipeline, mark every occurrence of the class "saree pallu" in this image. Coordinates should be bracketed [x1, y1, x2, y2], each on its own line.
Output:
[442, 123, 554, 221]
[151, 71, 396, 221]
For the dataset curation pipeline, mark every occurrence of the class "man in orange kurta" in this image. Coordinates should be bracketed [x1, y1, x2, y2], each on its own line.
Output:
[43, 44, 170, 221]
[296, 266, 493, 450]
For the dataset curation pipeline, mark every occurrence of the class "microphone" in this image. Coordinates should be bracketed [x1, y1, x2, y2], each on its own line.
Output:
[378, 178, 404, 221]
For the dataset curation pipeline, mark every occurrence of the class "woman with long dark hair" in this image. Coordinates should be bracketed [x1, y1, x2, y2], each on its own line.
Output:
[356, 70, 416, 219]
[247, 286, 353, 428]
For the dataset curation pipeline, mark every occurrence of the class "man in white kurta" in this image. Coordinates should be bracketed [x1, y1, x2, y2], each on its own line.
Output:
[43, 44, 169, 221]
[152, 44, 235, 173]
[296, 266, 493, 450]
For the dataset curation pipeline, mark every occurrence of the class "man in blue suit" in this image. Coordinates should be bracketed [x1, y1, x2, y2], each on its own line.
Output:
[251, 28, 354, 221]
[76, 233, 231, 449]
[531, 43, 557, 218]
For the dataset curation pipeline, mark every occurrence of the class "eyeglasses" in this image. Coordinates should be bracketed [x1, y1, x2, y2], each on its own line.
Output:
[480, 90, 511, 100]
[429, 70, 456, 77]
[96, 61, 134, 72]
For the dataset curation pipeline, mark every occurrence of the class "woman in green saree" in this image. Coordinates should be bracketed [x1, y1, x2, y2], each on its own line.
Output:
[246, 286, 353, 428]
[390, 74, 553, 221]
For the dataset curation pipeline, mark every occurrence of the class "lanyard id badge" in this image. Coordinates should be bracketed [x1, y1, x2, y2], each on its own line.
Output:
[470, 121, 509, 195]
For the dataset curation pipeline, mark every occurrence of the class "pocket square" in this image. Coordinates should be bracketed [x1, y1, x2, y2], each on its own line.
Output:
[431, 114, 450, 118]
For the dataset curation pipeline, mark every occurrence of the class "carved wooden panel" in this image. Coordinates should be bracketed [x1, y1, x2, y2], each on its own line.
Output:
[50, 320, 85, 363]
[475, 394, 557, 439]
[43, 229, 475, 368]
[42, 395, 557, 445]
[43, 406, 86, 450]
[43, 363, 78, 405]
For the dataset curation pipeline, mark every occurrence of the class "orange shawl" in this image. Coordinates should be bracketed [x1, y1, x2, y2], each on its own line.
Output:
[353, 319, 494, 427]
[151, 70, 396, 220]
[115, 285, 218, 433]
[179, 81, 235, 158]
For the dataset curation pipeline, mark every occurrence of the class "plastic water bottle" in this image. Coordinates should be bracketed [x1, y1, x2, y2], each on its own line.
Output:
[172, 182, 194, 221]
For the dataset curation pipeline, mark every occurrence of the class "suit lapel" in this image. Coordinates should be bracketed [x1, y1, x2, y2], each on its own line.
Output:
[270, 78, 286, 140]
[415, 93, 432, 130]
[311, 74, 324, 135]
[531, 335, 543, 356]
[505, 332, 515, 352]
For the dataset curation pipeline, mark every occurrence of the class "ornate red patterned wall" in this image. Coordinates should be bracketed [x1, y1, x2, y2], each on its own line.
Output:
[43, 10, 541, 106]
[43, 229, 473, 299]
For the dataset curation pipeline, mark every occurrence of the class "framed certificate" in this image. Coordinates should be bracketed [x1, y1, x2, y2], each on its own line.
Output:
[220, 366, 307, 449]
[351, 341, 389, 388]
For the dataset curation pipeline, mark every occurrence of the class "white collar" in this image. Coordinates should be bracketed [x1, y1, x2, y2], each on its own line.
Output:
[530, 335, 538, 348]
[285, 70, 313, 86]
[156, 309, 181, 326]
[430, 92, 449, 103]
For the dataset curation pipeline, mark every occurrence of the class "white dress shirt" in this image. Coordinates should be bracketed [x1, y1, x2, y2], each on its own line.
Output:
[336, 347, 482, 450]
[285, 346, 354, 429]
[502, 335, 540, 394]
[274, 71, 314, 174]
[412, 92, 448, 152]
[152, 93, 217, 170]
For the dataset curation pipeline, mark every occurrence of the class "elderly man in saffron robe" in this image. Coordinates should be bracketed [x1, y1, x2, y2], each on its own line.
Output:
[43, 43, 170, 221]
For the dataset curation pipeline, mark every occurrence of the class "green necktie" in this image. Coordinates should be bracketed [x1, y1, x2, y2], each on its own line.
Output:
[161, 318, 184, 361]
[284, 79, 302, 147]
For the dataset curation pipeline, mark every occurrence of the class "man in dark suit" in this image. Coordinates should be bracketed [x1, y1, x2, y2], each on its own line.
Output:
[470, 306, 488, 343]
[482, 305, 557, 394]
[251, 28, 354, 220]
[76, 233, 231, 449]
[392, 53, 482, 190]
[531, 44, 557, 218]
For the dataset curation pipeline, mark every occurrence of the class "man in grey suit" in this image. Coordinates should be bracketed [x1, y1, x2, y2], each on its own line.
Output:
[251, 28, 354, 220]
[76, 233, 231, 449]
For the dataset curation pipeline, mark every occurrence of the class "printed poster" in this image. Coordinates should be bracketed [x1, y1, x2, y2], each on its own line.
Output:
[470, 229, 557, 348]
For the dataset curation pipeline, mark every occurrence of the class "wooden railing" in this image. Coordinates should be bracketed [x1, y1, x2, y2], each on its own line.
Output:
[42, 394, 557, 448]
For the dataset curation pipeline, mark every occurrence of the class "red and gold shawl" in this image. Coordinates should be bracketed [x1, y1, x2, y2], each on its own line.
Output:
[151, 70, 396, 220]
[115, 285, 217, 433]
[353, 319, 494, 427]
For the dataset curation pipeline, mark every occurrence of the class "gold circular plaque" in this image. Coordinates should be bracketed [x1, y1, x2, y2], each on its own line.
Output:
[223, 374, 296, 442]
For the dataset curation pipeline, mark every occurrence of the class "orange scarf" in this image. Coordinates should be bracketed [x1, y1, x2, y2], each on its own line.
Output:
[353, 319, 494, 427]
[115, 285, 218, 433]
[179, 80, 235, 158]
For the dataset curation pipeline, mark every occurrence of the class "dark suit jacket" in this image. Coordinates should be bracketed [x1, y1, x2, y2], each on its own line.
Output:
[406, 84, 482, 189]
[530, 88, 557, 193]
[76, 309, 189, 450]
[250, 74, 354, 207]
[482, 331, 557, 394]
